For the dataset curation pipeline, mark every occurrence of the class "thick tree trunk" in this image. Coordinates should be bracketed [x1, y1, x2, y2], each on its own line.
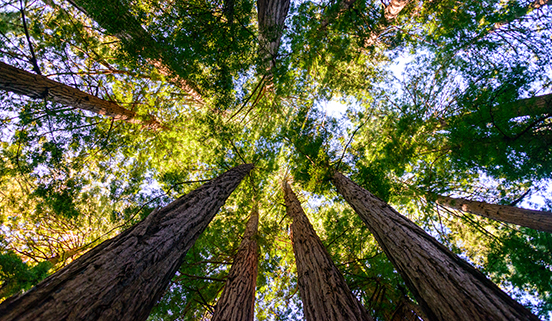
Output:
[434, 194, 552, 233]
[66, 0, 204, 104]
[0, 164, 253, 321]
[332, 171, 539, 321]
[0, 62, 161, 129]
[283, 181, 373, 321]
[257, 0, 290, 72]
[211, 207, 259, 321]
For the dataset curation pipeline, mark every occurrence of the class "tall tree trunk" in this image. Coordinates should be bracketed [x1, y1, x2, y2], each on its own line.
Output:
[433, 194, 552, 233]
[211, 207, 259, 321]
[332, 171, 539, 321]
[257, 0, 290, 74]
[283, 181, 373, 321]
[65, 0, 204, 104]
[0, 61, 162, 129]
[0, 164, 253, 321]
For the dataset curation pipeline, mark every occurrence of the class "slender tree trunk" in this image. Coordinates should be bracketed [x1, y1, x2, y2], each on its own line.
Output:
[65, 0, 204, 104]
[332, 171, 539, 321]
[433, 194, 552, 233]
[0, 164, 253, 321]
[283, 181, 373, 321]
[211, 207, 259, 321]
[257, 0, 290, 73]
[0, 61, 162, 129]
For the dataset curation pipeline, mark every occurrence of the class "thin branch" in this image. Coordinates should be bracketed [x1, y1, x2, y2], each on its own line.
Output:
[335, 121, 366, 171]
[20, 0, 41, 75]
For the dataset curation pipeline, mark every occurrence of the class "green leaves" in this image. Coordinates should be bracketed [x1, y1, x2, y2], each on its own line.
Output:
[1, 0, 551, 318]
[0, 251, 52, 300]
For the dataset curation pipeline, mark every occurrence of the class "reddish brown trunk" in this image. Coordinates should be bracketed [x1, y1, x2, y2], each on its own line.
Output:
[283, 182, 373, 321]
[0, 62, 161, 129]
[434, 194, 552, 233]
[364, 0, 411, 46]
[332, 171, 539, 321]
[0, 164, 253, 321]
[211, 208, 259, 321]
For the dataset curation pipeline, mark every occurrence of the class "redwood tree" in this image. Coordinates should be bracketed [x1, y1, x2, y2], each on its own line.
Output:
[284, 181, 373, 321]
[332, 171, 540, 321]
[0, 61, 161, 129]
[433, 194, 552, 233]
[0, 164, 253, 321]
[211, 206, 259, 321]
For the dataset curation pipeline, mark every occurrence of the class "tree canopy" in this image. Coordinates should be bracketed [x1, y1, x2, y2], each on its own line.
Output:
[0, 0, 551, 319]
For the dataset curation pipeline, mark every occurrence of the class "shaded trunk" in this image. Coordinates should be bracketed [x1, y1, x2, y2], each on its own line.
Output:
[46, 246, 88, 266]
[257, 0, 290, 73]
[283, 182, 373, 321]
[364, 0, 411, 47]
[0, 164, 253, 321]
[389, 296, 426, 321]
[211, 207, 259, 321]
[507, 93, 552, 118]
[66, 0, 204, 104]
[0, 62, 161, 129]
[332, 171, 539, 321]
[434, 194, 552, 233]
[319, 0, 357, 31]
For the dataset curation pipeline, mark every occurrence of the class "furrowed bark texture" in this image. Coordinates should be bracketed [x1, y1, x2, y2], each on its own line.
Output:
[0, 164, 253, 321]
[389, 296, 426, 321]
[66, 0, 204, 104]
[257, 0, 290, 70]
[332, 172, 539, 321]
[0, 62, 161, 129]
[435, 194, 552, 233]
[211, 208, 259, 321]
[284, 182, 373, 321]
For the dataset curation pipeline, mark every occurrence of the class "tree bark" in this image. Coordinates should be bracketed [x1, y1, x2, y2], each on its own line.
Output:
[257, 0, 290, 73]
[332, 171, 539, 321]
[506, 92, 552, 118]
[65, 0, 204, 105]
[0, 164, 253, 321]
[364, 0, 411, 47]
[0, 61, 162, 129]
[433, 194, 552, 233]
[211, 207, 259, 321]
[283, 181, 373, 321]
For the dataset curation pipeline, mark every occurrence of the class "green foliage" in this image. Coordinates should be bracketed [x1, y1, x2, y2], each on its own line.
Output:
[0, 250, 52, 300]
[1, 0, 551, 319]
[486, 228, 552, 318]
